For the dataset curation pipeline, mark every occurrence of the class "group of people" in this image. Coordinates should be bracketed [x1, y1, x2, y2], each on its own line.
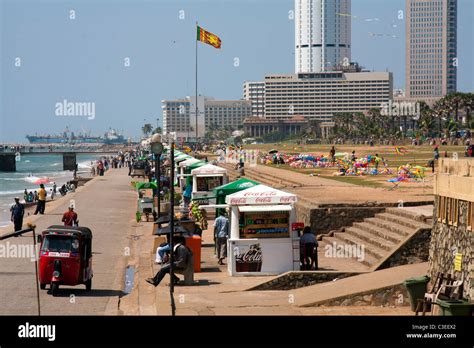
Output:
[10, 193, 78, 233]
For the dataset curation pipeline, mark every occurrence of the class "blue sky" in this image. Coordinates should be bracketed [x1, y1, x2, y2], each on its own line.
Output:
[1, 0, 473, 142]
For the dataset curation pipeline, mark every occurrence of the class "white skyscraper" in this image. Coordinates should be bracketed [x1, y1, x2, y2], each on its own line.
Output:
[295, 0, 351, 73]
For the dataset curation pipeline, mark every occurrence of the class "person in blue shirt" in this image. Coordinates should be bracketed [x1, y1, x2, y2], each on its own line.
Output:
[183, 184, 192, 207]
[10, 197, 25, 232]
[214, 211, 230, 265]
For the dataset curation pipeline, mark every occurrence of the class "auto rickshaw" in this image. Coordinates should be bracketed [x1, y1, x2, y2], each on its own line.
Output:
[38, 225, 93, 296]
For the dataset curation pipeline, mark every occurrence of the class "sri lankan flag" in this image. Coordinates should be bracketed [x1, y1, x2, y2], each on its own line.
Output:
[197, 25, 221, 49]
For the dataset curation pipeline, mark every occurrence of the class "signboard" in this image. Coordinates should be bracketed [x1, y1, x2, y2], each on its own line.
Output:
[233, 243, 262, 273]
[454, 253, 462, 271]
[239, 212, 289, 239]
[226, 186, 297, 205]
[63, 153, 77, 171]
[292, 222, 304, 232]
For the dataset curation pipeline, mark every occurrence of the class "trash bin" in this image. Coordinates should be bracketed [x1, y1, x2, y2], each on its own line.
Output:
[403, 275, 430, 312]
[185, 235, 201, 273]
[436, 299, 473, 316]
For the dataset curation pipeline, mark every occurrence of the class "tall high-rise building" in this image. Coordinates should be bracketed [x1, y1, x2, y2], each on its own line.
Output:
[295, 0, 351, 73]
[406, 0, 457, 98]
[243, 81, 265, 118]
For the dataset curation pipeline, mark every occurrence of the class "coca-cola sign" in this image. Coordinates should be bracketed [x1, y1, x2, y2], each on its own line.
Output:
[230, 197, 247, 205]
[234, 244, 263, 272]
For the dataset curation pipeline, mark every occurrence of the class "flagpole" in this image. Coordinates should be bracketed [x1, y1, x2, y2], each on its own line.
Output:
[195, 21, 199, 142]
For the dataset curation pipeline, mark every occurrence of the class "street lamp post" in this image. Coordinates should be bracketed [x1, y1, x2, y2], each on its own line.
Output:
[150, 134, 163, 221]
[169, 139, 176, 316]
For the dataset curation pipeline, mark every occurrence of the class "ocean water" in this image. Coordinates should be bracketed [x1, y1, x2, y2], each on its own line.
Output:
[0, 154, 103, 228]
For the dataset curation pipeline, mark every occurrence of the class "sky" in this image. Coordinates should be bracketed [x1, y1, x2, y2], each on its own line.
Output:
[1, 0, 473, 143]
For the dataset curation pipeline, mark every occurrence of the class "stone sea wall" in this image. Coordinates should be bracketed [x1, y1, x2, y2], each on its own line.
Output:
[248, 272, 356, 291]
[429, 200, 473, 300]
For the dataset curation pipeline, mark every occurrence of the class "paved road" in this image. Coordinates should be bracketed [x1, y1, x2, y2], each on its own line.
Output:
[0, 169, 136, 315]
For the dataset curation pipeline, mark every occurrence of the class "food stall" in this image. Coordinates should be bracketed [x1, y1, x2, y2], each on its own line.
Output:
[178, 158, 201, 190]
[225, 184, 299, 276]
[190, 164, 228, 204]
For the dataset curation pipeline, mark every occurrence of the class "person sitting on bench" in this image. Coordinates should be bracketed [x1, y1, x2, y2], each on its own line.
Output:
[146, 236, 190, 287]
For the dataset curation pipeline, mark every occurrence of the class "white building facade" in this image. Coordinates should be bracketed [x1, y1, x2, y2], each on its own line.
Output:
[264, 71, 393, 122]
[243, 81, 265, 118]
[295, 0, 351, 73]
[162, 96, 251, 141]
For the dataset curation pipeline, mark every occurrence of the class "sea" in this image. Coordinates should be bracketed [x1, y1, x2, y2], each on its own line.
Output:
[0, 154, 105, 228]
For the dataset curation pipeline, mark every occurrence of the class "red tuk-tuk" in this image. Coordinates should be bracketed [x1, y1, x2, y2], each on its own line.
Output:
[38, 225, 93, 296]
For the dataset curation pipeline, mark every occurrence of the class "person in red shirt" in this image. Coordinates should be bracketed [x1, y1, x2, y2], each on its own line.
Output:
[62, 206, 78, 226]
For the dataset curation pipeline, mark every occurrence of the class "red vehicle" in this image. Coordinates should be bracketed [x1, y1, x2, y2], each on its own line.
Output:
[38, 225, 93, 296]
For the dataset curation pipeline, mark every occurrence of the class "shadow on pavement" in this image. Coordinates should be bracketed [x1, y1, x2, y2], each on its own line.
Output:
[46, 288, 124, 297]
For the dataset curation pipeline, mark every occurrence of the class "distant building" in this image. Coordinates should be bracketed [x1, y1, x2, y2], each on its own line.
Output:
[243, 115, 309, 137]
[162, 96, 252, 141]
[405, 0, 457, 98]
[430, 158, 474, 301]
[295, 0, 351, 73]
[264, 71, 393, 122]
[243, 81, 265, 118]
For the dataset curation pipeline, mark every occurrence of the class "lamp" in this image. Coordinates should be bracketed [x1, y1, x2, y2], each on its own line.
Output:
[150, 133, 163, 220]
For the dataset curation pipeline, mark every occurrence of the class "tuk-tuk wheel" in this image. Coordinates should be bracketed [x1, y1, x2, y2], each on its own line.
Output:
[51, 283, 59, 296]
[40, 283, 46, 290]
[85, 279, 92, 291]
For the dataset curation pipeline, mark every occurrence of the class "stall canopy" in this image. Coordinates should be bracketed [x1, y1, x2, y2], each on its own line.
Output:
[212, 178, 260, 205]
[191, 164, 227, 176]
[186, 161, 207, 172]
[179, 158, 200, 168]
[225, 184, 297, 205]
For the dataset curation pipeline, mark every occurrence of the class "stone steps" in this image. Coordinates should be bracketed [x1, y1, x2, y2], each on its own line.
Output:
[344, 226, 397, 251]
[320, 209, 432, 271]
[352, 221, 405, 244]
[376, 212, 429, 229]
[319, 237, 380, 268]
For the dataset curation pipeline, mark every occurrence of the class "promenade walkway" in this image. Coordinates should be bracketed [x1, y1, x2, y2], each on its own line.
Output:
[0, 168, 136, 315]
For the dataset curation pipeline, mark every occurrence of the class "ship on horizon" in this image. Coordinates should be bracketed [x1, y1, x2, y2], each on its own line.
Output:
[26, 128, 128, 145]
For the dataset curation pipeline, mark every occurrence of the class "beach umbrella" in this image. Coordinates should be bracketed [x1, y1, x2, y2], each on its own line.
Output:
[268, 149, 278, 154]
[35, 177, 51, 185]
[135, 182, 157, 190]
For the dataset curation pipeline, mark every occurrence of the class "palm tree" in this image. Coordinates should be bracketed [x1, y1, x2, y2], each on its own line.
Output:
[142, 123, 153, 137]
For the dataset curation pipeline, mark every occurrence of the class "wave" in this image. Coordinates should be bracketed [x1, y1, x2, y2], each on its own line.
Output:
[50, 163, 61, 167]
[0, 189, 25, 196]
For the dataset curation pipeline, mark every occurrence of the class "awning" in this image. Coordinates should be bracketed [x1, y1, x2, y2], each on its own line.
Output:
[238, 205, 293, 213]
[199, 204, 229, 209]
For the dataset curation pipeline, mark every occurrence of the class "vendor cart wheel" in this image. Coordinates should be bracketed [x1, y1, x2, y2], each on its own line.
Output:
[40, 283, 46, 290]
[85, 279, 92, 291]
[51, 283, 59, 296]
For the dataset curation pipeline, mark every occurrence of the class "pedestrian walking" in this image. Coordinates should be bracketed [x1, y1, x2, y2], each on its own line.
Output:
[214, 211, 229, 265]
[10, 197, 24, 232]
[62, 205, 78, 226]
